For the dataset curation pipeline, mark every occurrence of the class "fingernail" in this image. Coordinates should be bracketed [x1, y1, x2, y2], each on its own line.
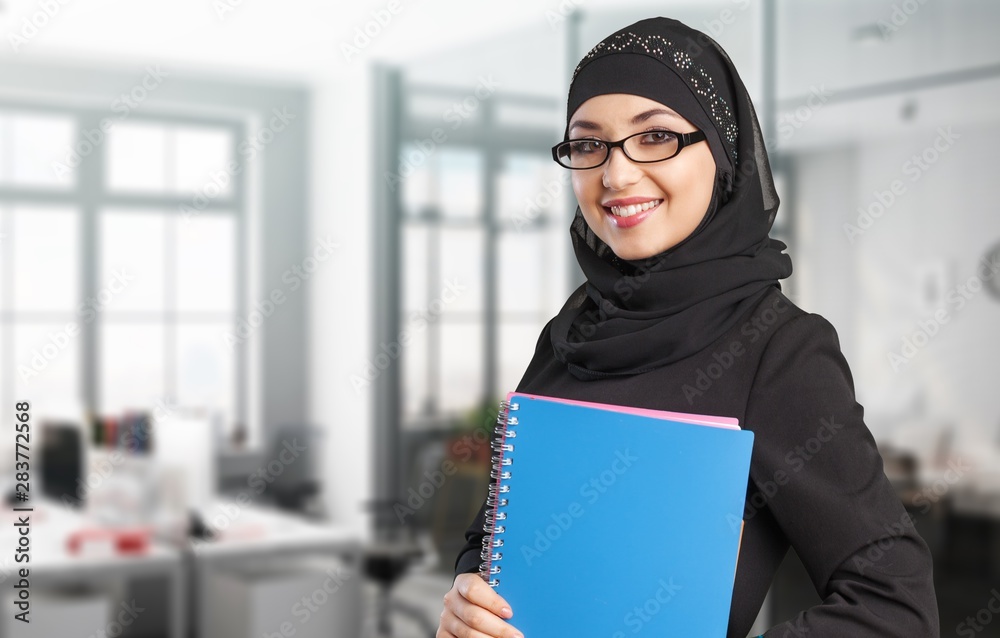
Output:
[501, 606, 512, 617]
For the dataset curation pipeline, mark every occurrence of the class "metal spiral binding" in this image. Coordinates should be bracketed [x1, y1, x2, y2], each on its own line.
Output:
[479, 398, 519, 587]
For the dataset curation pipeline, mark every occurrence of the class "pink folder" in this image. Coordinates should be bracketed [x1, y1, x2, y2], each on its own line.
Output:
[513, 391, 740, 429]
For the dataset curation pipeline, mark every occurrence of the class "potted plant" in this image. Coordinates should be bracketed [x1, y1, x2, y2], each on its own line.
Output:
[445, 397, 504, 467]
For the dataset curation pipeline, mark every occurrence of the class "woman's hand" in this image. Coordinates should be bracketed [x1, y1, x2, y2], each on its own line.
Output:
[438, 573, 524, 638]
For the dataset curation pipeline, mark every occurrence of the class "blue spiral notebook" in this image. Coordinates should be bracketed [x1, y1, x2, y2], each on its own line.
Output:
[480, 391, 754, 637]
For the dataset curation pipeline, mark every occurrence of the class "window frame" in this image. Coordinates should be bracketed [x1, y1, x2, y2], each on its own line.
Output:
[0, 102, 250, 439]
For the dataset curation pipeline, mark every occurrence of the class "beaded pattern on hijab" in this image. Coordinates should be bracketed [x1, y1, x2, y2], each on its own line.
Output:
[571, 31, 739, 164]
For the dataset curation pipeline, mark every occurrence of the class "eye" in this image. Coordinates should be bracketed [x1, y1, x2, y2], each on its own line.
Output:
[638, 130, 677, 145]
[569, 139, 606, 155]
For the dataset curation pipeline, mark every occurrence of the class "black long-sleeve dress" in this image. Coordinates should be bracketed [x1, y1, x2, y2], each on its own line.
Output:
[453, 285, 940, 637]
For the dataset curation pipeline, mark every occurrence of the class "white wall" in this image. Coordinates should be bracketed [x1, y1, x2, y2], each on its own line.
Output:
[308, 67, 376, 538]
[791, 122, 1000, 453]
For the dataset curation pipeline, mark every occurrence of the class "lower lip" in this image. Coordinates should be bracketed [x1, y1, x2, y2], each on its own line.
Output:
[604, 201, 660, 228]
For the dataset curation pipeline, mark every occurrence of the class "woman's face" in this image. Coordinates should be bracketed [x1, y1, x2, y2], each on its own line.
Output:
[568, 93, 717, 261]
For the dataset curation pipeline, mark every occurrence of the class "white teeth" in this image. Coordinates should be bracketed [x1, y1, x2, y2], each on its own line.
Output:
[609, 199, 661, 217]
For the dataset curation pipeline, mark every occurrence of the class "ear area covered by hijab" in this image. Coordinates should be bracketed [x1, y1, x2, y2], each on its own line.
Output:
[549, 16, 793, 380]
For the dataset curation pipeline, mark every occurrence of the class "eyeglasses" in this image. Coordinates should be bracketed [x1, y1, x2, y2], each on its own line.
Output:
[551, 129, 707, 170]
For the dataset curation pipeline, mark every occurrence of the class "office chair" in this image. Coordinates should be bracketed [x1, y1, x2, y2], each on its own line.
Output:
[361, 499, 440, 638]
[359, 435, 463, 638]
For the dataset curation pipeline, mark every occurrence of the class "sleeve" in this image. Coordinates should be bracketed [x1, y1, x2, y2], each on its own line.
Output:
[453, 317, 557, 579]
[745, 313, 939, 637]
[454, 497, 488, 577]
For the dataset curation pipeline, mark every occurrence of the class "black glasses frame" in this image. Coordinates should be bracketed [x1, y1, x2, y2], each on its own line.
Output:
[550, 129, 707, 170]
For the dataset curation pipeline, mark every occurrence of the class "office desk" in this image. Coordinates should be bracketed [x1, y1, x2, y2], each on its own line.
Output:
[0, 502, 185, 638]
[186, 501, 363, 638]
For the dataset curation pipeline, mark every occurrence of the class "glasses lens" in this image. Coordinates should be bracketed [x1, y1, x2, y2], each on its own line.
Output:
[623, 131, 679, 162]
[556, 139, 607, 169]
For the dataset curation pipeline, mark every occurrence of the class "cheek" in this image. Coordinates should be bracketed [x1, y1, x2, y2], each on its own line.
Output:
[667, 161, 715, 203]
[572, 173, 599, 204]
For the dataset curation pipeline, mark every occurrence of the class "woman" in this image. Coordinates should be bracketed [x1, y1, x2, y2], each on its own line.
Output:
[438, 16, 939, 638]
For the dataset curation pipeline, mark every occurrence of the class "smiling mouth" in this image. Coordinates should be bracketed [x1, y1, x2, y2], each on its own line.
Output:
[604, 199, 662, 217]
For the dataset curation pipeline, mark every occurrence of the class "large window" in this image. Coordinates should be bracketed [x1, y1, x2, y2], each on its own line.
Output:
[0, 107, 247, 440]
[396, 88, 569, 427]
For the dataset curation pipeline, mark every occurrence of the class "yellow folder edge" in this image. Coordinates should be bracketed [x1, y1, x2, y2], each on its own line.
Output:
[733, 519, 745, 586]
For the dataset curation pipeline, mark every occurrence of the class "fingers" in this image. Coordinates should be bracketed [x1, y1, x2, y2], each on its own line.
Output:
[441, 574, 523, 638]
[438, 607, 504, 638]
[455, 574, 515, 621]
[440, 607, 523, 638]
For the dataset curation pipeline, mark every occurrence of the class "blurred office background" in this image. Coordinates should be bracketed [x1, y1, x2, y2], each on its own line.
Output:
[0, 0, 997, 636]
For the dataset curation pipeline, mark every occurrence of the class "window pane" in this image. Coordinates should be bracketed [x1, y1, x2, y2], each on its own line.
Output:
[100, 322, 165, 414]
[399, 143, 433, 217]
[0, 324, 5, 458]
[14, 322, 81, 413]
[106, 122, 168, 193]
[496, 103, 560, 129]
[176, 323, 235, 426]
[439, 321, 483, 414]
[176, 213, 236, 313]
[13, 206, 79, 312]
[174, 127, 234, 196]
[438, 149, 482, 219]
[497, 153, 564, 226]
[439, 228, 482, 314]
[499, 232, 545, 314]
[8, 112, 76, 189]
[498, 322, 542, 399]
[0, 115, 8, 182]
[400, 314, 430, 422]
[100, 210, 166, 313]
[541, 223, 570, 317]
[0, 206, 5, 307]
[403, 225, 428, 313]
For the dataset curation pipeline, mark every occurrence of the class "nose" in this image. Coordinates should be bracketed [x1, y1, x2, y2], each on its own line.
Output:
[602, 146, 642, 190]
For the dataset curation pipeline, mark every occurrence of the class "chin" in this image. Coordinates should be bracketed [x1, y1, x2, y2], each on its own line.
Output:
[611, 236, 678, 261]
[611, 244, 659, 261]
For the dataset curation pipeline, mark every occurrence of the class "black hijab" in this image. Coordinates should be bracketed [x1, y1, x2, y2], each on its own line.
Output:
[550, 17, 793, 380]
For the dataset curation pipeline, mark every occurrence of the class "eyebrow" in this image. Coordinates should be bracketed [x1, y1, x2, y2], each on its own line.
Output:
[569, 108, 682, 133]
